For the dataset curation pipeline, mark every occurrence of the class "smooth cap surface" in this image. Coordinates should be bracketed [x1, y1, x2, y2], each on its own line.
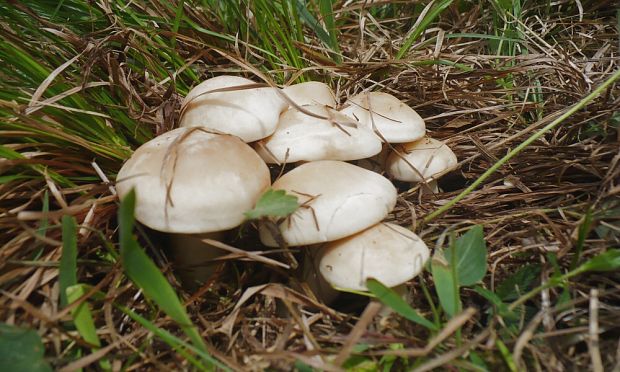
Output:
[340, 91, 425, 143]
[259, 161, 397, 246]
[255, 105, 382, 164]
[319, 222, 430, 291]
[116, 128, 270, 233]
[386, 137, 458, 182]
[179, 75, 287, 142]
[282, 81, 337, 107]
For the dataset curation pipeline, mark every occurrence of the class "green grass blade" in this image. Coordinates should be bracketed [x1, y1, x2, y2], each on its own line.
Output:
[118, 189, 211, 359]
[366, 279, 438, 331]
[66, 284, 101, 348]
[424, 68, 620, 222]
[396, 0, 453, 59]
[59, 215, 78, 307]
[118, 305, 230, 371]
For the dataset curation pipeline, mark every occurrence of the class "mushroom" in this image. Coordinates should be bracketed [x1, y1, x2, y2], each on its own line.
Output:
[340, 91, 426, 143]
[317, 222, 430, 299]
[258, 160, 397, 247]
[254, 105, 382, 164]
[116, 127, 271, 284]
[282, 81, 336, 108]
[385, 137, 457, 192]
[179, 75, 287, 142]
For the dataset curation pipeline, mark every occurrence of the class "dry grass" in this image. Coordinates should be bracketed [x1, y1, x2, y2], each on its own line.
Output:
[0, 1, 619, 371]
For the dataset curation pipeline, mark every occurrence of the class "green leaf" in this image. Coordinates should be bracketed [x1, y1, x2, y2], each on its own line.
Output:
[118, 190, 212, 361]
[496, 264, 540, 301]
[578, 249, 620, 273]
[445, 225, 487, 286]
[66, 284, 104, 349]
[366, 279, 438, 331]
[59, 215, 78, 307]
[244, 188, 299, 220]
[0, 323, 52, 372]
[431, 248, 460, 317]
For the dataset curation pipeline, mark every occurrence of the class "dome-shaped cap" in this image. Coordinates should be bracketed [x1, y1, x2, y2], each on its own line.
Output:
[386, 137, 457, 182]
[179, 75, 287, 142]
[116, 128, 270, 233]
[259, 161, 397, 247]
[340, 92, 425, 143]
[319, 223, 430, 291]
[255, 105, 382, 164]
[282, 81, 337, 107]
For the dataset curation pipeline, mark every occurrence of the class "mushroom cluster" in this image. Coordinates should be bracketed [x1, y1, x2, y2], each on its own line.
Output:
[115, 75, 458, 301]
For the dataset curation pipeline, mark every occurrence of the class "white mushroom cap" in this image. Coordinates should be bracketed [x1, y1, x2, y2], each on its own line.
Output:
[282, 81, 337, 107]
[340, 92, 426, 143]
[319, 223, 430, 291]
[179, 75, 287, 142]
[255, 105, 382, 164]
[259, 161, 397, 247]
[116, 128, 270, 233]
[386, 137, 458, 182]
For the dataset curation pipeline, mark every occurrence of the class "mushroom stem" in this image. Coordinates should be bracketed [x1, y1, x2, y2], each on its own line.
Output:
[166, 231, 225, 289]
[300, 247, 339, 304]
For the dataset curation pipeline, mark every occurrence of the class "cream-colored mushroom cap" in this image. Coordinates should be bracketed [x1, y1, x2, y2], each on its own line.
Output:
[116, 128, 270, 233]
[282, 81, 337, 107]
[319, 223, 430, 291]
[255, 105, 382, 164]
[340, 92, 425, 143]
[179, 75, 287, 142]
[386, 137, 458, 182]
[259, 161, 397, 247]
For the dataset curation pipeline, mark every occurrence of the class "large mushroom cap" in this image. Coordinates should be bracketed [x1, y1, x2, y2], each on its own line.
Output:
[386, 137, 458, 182]
[116, 128, 270, 233]
[255, 105, 382, 164]
[340, 91, 425, 143]
[282, 81, 337, 108]
[179, 75, 287, 142]
[319, 223, 430, 291]
[259, 161, 397, 247]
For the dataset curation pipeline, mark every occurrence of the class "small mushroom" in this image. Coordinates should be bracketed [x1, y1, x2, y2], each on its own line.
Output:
[282, 81, 336, 108]
[179, 75, 287, 142]
[386, 137, 457, 192]
[318, 222, 429, 292]
[340, 92, 426, 143]
[258, 161, 397, 247]
[255, 105, 382, 164]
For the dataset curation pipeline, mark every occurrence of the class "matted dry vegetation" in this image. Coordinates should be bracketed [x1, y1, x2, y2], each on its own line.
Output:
[0, 1, 619, 371]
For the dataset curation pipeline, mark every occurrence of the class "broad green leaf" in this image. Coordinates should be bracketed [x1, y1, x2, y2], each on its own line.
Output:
[0, 323, 52, 372]
[578, 249, 620, 273]
[431, 249, 460, 317]
[244, 188, 299, 220]
[59, 215, 78, 307]
[473, 285, 518, 321]
[66, 284, 102, 348]
[366, 279, 438, 331]
[118, 190, 211, 360]
[445, 225, 487, 286]
[496, 264, 540, 301]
